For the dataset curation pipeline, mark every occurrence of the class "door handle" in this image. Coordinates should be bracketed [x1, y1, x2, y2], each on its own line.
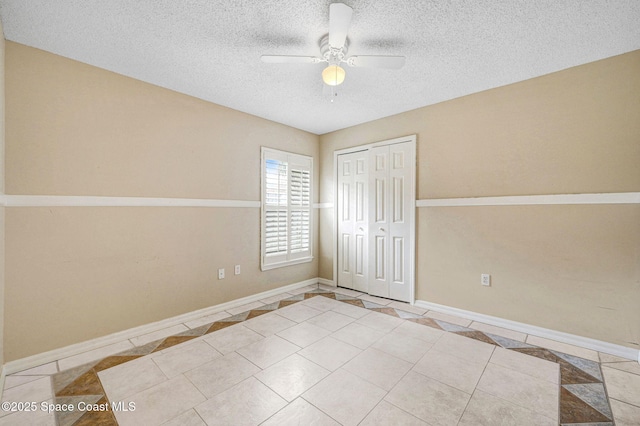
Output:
[378, 227, 385, 232]
[359, 227, 364, 231]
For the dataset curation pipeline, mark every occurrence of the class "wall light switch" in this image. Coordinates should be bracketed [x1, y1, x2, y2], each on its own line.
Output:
[481, 274, 491, 286]
[218, 268, 225, 280]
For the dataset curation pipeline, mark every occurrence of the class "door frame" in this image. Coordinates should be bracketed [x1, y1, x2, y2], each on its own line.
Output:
[332, 134, 417, 304]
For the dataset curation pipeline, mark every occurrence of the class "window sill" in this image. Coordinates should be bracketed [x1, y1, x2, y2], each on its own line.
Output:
[261, 256, 314, 271]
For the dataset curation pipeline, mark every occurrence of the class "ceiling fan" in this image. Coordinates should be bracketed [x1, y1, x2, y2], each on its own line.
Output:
[261, 2, 405, 88]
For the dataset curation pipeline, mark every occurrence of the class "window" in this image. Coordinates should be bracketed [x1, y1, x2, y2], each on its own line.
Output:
[261, 148, 313, 270]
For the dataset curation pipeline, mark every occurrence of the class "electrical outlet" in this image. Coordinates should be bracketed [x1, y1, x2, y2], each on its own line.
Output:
[234, 265, 241, 275]
[218, 268, 225, 280]
[481, 274, 491, 286]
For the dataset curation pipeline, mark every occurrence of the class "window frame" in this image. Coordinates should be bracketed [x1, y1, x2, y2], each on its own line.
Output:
[261, 147, 313, 271]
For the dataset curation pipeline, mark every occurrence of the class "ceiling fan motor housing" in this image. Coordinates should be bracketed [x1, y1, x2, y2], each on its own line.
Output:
[320, 34, 348, 65]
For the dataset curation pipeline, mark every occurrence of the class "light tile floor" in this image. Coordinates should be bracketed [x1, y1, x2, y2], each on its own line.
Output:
[1, 283, 639, 425]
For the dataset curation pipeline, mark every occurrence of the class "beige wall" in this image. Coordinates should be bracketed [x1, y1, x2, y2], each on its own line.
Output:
[4, 39, 639, 361]
[0, 23, 5, 369]
[319, 50, 640, 349]
[4, 42, 319, 361]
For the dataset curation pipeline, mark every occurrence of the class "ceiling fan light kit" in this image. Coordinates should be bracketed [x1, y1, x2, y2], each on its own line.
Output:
[322, 64, 346, 86]
[261, 2, 405, 93]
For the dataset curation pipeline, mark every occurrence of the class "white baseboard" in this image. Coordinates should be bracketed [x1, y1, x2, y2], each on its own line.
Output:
[317, 278, 335, 287]
[6, 282, 636, 377]
[0, 366, 5, 402]
[3, 278, 320, 375]
[415, 300, 639, 361]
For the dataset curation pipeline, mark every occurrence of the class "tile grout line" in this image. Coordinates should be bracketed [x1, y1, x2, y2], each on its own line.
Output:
[381, 346, 440, 424]
[609, 396, 640, 410]
[457, 344, 497, 424]
[597, 362, 616, 426]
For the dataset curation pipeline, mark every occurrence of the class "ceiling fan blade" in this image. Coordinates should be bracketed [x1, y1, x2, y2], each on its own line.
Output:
[261, 55, 321, 64]
[347, 55, 406, 69]
[329, 3, 353, 48]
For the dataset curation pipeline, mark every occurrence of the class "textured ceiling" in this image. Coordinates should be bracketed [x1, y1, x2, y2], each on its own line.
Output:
[0, 1, 639, 135]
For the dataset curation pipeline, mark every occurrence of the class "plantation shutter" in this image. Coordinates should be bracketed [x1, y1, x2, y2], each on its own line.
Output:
[261, 148, 313, 270]
[264, 158, 288, 260]
[288, 161, 311, 259]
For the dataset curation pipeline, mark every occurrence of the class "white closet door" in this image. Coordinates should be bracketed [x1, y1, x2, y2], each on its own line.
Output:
[368, 142, 414, 302]
[337, 151, 368, 292]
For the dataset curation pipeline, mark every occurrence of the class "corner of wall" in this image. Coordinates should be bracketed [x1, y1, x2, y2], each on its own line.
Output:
[0, 20, 6, 388]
